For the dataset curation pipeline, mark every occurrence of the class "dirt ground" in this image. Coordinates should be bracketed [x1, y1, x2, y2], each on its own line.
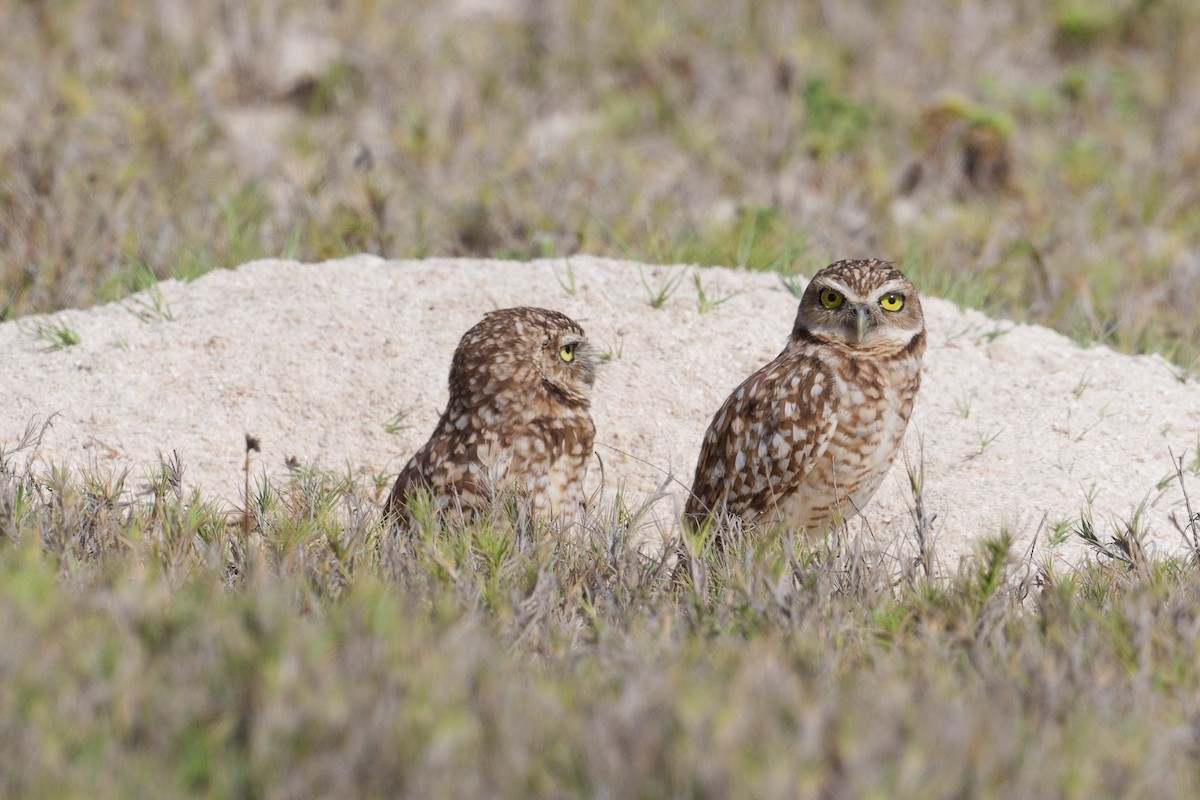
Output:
[4, 255, 1199, 568]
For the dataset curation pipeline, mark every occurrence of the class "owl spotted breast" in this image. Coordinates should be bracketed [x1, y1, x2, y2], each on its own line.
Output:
[685, 259, 925, 540]
[385, 307, 598, 533]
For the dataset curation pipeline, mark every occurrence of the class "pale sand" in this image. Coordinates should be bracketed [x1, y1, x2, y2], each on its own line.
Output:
[4, 255, 1199, 568]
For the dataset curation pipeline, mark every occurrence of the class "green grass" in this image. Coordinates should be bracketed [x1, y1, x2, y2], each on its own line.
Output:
[19, 315, 81, 349]
[639, 266, 688, 309]
[4, 424, 1200, 796]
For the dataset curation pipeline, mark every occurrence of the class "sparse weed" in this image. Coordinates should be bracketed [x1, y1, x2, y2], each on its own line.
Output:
[596, 336, 624, 362]
[954, 390, 972, 419]
[20, 316, 81, 349]
[1168, 446, 1200, 561]
[1076, 497, 1156, 576]
[971, 424, 1005, 458]
[692, 271, 740, 314]
[553, 260, 578, 297]
[903, 434, 935, 579]
[1048, 519, 1073, 547]
[980, 325, 1014, 344]
[123, 282, 175, 323]
[1072, 368, 1092, 400]
[639, 267, 687, 310]
[383, 408, 417, 436]
[779, 273, 805, 299]
[1057, 402, 1113, 443]
[369, 471, 393, 495]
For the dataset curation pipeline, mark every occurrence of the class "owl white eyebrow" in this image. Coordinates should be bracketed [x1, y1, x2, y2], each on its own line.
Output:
[869, 281, 910, 300]
[818, 278, 856, 298]
[818, 278, 890, 304]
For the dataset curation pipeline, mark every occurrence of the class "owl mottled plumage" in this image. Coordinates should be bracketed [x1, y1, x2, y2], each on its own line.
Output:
[385, 307, 598, 533]
[685, 259, 925, 540]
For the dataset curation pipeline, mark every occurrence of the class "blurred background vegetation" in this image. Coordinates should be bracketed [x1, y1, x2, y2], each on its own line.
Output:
[3, 0, 1199, 366]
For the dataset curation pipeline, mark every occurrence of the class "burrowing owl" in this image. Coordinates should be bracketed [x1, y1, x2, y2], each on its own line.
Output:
[685, 259, 925, 540]
[385, 307, 598, 533]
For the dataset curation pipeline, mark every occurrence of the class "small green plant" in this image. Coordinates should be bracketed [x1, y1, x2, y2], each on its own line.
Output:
[1048, 519, 1073, 547]
[370, 471, 394, 495]
[597, 337, 624, 362]
[980, 325, 1014, 344]
[964, 532, 1013, 603]
[1081, 499, 1153, 574]
[124, 282, 175, 323]
[971, 424, 1005, 458]
[384, 408, 416, 436]
[693, 272, 740, 314]
[1074, 402, 1112, 443]
[779, 273, 805, 299]
[1057, 403, 1112, 443]
[903, 436, 935, 579]
[20, 316, 81, 349]
[553, 260, 578, 296]
[1072, 368, 1092, 400]
[954, 391, 973, 419]
[639, 267, 687, 310]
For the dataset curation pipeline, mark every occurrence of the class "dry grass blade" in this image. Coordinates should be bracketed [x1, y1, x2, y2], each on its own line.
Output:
[902, 432, 936, 580]
[0, 457, 1197, 795]
[1169, 446, 1200, 563]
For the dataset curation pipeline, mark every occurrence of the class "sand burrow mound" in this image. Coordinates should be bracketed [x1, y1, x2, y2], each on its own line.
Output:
[3, 255, 1199, 566]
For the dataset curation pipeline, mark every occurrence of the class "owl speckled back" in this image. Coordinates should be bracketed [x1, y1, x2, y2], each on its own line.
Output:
[385, 307, 598, 535]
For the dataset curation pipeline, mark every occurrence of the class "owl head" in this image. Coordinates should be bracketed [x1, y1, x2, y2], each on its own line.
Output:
[791, 259, 925, 353]
[447, 307, 598, 413]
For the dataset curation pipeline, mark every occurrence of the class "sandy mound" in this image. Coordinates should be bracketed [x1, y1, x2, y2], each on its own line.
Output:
[4, 255, 1199, 566]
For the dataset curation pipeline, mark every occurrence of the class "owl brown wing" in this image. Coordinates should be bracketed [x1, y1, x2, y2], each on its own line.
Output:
[384, 412, 492, 524]
[383, 433, 442, 523]
[684, 349, 839, 527]
[386, 413, 593, 525]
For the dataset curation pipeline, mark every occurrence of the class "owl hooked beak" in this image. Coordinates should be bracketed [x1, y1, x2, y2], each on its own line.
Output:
[854, 306, 871, 343]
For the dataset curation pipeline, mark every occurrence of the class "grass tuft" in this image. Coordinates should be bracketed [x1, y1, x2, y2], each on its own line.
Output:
[639, 267, 688, 309]
[19, 315, 81, 349]
[3, 426, 1200, 794]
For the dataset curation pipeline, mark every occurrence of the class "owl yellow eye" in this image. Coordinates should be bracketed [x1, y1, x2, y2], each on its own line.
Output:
[880, 293, 905, 312]
[559, 342, 576, 362]
[819, 288, 844, 309]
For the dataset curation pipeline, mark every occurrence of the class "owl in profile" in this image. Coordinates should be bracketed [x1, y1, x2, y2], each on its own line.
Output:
[385, 307, 598, 535]
[685, 259, 925, 541]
